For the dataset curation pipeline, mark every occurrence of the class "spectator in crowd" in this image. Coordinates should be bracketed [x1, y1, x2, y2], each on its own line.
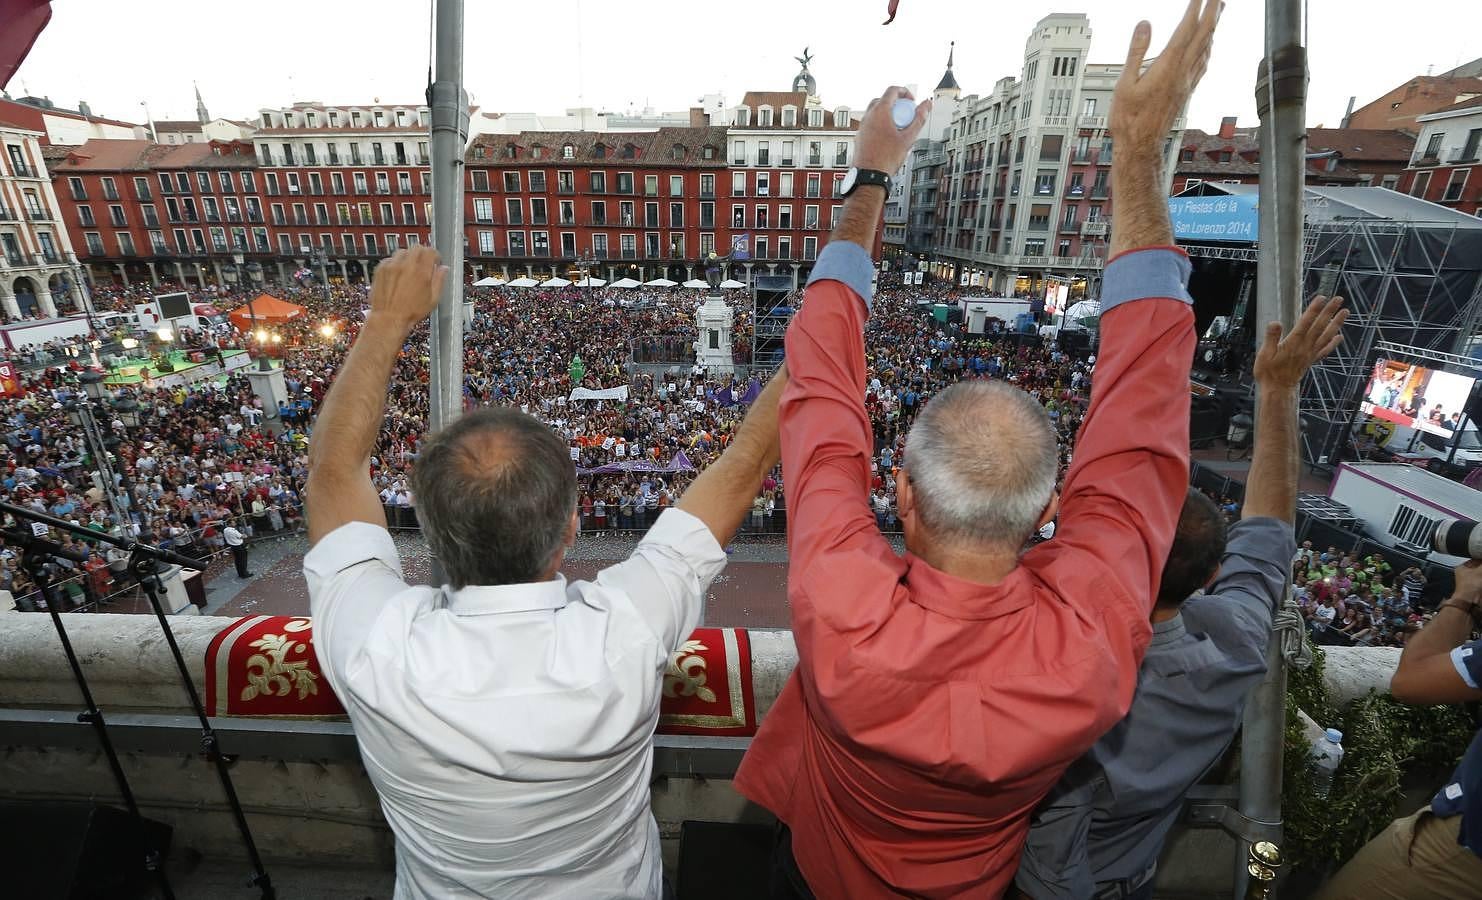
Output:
[1317, 561, 1482, 898]
[1015, 295, 1346, 900]
[734, 7, 1220, 895]
[302, 247, 790, 897]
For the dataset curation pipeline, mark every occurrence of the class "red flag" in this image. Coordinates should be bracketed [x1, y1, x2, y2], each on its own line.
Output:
[0, 1, 52, 90]
[883, 0, 900, 24]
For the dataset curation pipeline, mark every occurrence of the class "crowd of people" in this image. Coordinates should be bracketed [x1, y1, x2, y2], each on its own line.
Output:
[0, 266, 1097, 611]
[1294, 542, 1433, 647]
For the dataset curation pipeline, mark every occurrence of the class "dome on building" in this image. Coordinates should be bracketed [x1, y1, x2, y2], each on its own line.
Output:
[792, 47, 818, 98]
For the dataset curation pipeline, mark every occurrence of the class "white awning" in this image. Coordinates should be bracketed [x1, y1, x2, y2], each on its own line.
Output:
[506, 277, 539, 287]
[575, 277, 607, 287]
[472, 276, 505, 287]
[644, 278, 678, 287]
[539, 277, 572, 287]
[609, 277, 643, 289]
[719, 279, 746, 289]
[681, 279, 709, 289]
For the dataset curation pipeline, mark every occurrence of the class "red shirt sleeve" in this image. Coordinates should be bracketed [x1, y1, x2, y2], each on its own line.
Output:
[1029, 247, 1196, 619]
[780, 255, 890, 599]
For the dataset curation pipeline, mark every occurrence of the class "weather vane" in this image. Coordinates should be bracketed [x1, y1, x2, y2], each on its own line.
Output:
[795, 47, 814, 71]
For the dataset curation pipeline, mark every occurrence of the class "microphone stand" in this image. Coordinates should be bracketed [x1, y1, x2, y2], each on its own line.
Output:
[1, 501, 276, 900]
[8, 529, 175, 900]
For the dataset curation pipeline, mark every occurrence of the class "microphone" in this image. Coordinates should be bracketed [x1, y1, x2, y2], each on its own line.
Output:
[1432, 518, 1482, 559]
[0, 528, 90, 563]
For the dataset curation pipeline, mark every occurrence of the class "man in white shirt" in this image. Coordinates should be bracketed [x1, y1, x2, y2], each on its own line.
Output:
[223, 523, 252, 578]
[303, 247, 787, 899]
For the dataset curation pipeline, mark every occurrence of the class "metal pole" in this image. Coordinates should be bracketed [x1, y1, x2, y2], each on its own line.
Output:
[1240, 0, 1308, 894]
[427, 0, 468, 584]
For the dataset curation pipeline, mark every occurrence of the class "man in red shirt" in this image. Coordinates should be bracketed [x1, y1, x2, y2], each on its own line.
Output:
[733, 3, 1221, 896]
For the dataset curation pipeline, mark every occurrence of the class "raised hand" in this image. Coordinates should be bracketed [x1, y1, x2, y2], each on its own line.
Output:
[853, 86, 931, 177]
[1253, 295, 1348, 390]
[1111, 0, 1222, 160]
[368, 246, 448, 333]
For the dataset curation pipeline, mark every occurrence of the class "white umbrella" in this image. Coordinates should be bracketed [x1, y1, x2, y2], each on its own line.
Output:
[719, 279, 746, 289]
[539, 277, 572, 288]
[506, 277, 539, 288]
[682, 279, 710, 289]
[472, 276, 504, 287]
[609, 277, 642, 289]
[644, 278, 678, 287]
[575, 276, 607, 287]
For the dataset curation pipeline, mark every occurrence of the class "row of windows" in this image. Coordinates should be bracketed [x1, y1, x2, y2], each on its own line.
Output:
[260, 108, 429, 130]
[84, 225, 427, 258]
[467, 196, 843, 230]
[730, 139, 852, 167]
[732, 106, 850, 129]
[467, 170, 715, 196]
[0, 230, 60, 263]
[471, 142, 718, 162]
[257, 140, 430, 167]
[68, 171, 260, 202]
[470, 228, 822, 260]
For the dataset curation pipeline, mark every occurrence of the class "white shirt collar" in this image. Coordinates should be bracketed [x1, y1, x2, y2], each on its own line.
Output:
[445, 574, 570, 616]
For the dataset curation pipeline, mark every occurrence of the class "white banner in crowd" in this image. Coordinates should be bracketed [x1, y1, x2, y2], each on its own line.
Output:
[568, 386, 630, 402]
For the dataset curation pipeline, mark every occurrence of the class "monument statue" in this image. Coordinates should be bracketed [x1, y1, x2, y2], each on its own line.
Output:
[703, 251, 733, 292]
[795, 47, 813, 72]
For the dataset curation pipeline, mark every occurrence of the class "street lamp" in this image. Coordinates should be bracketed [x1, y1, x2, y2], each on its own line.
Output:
[236, 252, 272, 372]
[68, 371, 129, 528]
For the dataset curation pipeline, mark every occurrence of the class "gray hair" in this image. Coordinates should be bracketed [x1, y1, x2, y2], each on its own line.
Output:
[902, 380, 1058, 547]
[410, 407, 577, 589]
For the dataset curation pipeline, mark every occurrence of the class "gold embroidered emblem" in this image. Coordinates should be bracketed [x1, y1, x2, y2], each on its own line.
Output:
[663, 639, 716, 703]
[241, 618, 320, 702]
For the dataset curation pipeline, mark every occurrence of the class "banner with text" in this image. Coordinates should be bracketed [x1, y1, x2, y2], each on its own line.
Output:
[1168, 194, 1259, 244]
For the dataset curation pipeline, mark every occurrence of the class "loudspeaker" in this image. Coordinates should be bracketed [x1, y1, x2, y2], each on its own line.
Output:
[0, 802, 172, 899]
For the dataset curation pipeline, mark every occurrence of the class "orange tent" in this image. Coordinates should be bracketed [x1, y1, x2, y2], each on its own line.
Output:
[229, 294, 308, 331]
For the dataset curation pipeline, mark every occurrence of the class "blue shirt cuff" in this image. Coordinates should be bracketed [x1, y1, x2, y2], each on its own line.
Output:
[1101, 248, 1193, 314]
[806, 241, 875, 312]
[1452, 641, 1481, 690]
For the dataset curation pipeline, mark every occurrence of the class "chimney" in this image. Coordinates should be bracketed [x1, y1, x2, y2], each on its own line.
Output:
[1218, 116, 1238, 140]
[689, 106, 709, 128]
[78, 100, 92, 118]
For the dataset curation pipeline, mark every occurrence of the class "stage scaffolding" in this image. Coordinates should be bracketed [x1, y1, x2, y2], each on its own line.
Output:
[750, 283, 799, 377]
[1299, 217, 1482, 464]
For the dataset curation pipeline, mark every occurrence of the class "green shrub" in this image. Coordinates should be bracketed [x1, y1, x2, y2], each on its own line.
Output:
[1281, 643, 1474, 870]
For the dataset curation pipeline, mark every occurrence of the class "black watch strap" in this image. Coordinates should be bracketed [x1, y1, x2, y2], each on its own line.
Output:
[846, 168, 891, 197]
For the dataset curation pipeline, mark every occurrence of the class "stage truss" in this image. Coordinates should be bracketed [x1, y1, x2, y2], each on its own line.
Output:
[1299, 217, 1482, 464]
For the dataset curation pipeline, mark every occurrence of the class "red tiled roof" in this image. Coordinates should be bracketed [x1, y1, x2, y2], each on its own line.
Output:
[466, 125, 729, 168]
[53, 139, 257, 172]
[1307, 128, 1415, 161]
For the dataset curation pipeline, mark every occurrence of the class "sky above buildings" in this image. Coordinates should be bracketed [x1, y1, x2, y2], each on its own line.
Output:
[11, 0, 1477, 133]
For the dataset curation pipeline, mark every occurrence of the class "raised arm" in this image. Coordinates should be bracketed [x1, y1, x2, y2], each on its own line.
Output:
[305, 247, 445, 546]
[781, 86, 929, 568]
[677, 366, 788, 546]
[1390, 561, 1482, 705]
[1043, 0, 1219, 609]
[1243, 296, 1347, 522]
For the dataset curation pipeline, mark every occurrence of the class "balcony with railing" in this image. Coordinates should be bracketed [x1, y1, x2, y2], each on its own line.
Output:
[4, 251, 24, 266]
[10, 162, 37, 178]
[26, 207, 48, 221]
[807, 155, 822, 167]
[1089, 183, 1109, 199]
[1060, 218, 1079, 233]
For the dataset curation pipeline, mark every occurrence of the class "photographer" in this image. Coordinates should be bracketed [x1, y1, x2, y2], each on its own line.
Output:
[1316, 562, 1482, 898]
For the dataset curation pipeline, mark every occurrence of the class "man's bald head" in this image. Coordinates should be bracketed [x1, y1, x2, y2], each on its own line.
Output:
[411, 407, 577, 588]
[902, 380, 1058, 548]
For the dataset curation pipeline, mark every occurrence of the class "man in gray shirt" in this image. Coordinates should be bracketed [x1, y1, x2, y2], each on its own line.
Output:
[1014, 295, 1348, 900]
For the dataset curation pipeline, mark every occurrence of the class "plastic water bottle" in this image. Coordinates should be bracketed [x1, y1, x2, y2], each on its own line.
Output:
[1310, 728, 1345, 798]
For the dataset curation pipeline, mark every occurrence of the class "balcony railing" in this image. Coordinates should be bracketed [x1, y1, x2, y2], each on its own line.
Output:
[4, 252, 24, 266]
[1090, 186, 1109, 199]
[10, 164, 37, 178]
[807, 156, 822, 167]
[1060, 219, 1079, 233]
[27, 209, 48, 221]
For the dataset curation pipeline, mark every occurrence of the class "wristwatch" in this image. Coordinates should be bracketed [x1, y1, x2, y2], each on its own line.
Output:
[841, 167, 891, 198]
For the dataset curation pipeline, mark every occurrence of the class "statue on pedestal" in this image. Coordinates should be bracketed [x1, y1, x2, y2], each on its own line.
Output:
[703, 251, 733, 293]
